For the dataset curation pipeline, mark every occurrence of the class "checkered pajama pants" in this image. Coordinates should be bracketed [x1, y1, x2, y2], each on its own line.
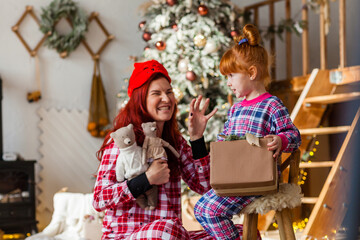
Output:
[194, 188, 262, 240]
[122, 218, 248, 240]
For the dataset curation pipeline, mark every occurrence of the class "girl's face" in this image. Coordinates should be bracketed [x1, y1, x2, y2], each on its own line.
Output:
[146, 77, 176, 124]
[226, 72, 253, 99]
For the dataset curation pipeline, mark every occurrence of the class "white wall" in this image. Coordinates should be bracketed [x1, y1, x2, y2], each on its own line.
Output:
[0, 0, 146, 229]
[0, 0, 359, 229]
[1, 0, 145, 159]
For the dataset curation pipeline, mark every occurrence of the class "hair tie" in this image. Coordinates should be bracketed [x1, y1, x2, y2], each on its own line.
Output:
[238, 38, 248, 45]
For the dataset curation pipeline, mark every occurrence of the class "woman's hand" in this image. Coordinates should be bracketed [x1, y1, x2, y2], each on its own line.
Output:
[145, 160, 170, 185]
[188, 95, 218, 141]
[265, 135, 282, 158]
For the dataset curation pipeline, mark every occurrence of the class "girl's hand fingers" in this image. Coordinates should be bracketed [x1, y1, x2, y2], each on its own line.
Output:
[273, 148, 281, 158]
[264, 135, 275, 140]
[265, 135, 281, 158]
[267, 145, 277, 151]
[267, 142, 277, 148]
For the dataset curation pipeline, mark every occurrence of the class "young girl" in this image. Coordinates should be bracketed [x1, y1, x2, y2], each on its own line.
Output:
[191, 24, 301, 239]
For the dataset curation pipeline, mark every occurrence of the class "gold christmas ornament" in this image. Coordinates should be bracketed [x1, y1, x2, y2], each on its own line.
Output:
[193, 33, 207, 47]
[201, 77, 209, 89]
[202, 39, 219, 55]
[173, 87, 184, 101]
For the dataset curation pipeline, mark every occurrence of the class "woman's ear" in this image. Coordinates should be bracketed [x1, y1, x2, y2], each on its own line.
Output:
[248, 66, 257, 80]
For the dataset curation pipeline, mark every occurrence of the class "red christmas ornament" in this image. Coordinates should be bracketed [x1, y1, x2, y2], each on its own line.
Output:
[230, 30, 239, 38]
[171, 23, 178, 30]
[166, 0, 177, 6]
[138, 20, 146, 30]
[198, 4, 208, 16]
[155, 41, 166, 51]
[186, 71, 197, 81]
[144, 45, 150, 51]
[142, 32, 152, 42]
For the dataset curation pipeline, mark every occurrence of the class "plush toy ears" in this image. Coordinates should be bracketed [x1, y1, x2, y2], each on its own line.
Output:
[127, 123, 133, 130]
[110, 132, 115, 139]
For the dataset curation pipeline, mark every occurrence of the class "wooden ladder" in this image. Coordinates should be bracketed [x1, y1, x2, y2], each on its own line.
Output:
[287, 65, 360, 238]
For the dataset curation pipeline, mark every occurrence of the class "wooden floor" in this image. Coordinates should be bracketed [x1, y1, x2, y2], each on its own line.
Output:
[262, 229, 360, 240]
[261, 230, 302, 240]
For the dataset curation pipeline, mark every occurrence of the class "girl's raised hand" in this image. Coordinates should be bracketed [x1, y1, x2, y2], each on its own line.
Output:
[188, 95, 218, 141]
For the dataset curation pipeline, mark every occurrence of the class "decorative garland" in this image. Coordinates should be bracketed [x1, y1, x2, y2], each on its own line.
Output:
[40, 0, 88, 55]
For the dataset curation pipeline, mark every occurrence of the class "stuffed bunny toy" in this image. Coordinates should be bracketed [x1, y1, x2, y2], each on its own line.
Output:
[141, 122, 180, 210]
[110, 124, 150, 209]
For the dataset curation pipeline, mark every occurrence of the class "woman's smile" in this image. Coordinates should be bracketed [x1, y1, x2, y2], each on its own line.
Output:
[146, 77, 176, 123]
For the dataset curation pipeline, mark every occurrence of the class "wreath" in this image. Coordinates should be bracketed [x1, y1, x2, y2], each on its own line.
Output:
[40, 0, 88, 55]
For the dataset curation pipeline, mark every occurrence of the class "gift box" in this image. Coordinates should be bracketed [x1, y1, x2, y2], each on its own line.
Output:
[210, 137, 277, 196]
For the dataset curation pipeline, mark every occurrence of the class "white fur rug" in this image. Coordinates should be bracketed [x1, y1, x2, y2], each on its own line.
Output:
[241, 183, 303, 215]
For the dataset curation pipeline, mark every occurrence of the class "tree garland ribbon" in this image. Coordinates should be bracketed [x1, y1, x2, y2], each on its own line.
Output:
[40, 0, 88, 56]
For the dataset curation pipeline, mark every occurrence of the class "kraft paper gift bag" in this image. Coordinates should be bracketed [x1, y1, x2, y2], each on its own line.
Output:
[210, 136, 277, 196]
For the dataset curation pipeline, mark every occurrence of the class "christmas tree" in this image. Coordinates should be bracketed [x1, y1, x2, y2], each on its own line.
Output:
[128, 0, 305, 142]
[137, 0, 247, 142]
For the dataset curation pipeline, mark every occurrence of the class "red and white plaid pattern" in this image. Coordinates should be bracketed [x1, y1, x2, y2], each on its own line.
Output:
[93, 136, 212, 239]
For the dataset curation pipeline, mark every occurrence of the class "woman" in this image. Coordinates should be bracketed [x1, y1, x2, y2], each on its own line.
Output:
[93, 60, 217, 239]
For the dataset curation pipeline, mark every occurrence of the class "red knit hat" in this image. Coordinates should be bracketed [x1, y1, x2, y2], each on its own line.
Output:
[128, 60, 171, 97]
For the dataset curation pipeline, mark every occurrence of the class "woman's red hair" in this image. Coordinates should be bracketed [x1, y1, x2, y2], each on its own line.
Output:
[97, 73, 182, 175]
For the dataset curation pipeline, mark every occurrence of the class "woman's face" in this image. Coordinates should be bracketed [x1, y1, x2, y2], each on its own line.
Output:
[146, 77, 176, 123]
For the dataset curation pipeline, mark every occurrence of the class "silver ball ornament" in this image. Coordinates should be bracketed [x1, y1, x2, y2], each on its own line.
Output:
[178, 59, 189, 73]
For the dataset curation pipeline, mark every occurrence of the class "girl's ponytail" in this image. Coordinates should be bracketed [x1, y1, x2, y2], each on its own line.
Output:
[220, 24, 271, 87]
[242, 24, 261, 46]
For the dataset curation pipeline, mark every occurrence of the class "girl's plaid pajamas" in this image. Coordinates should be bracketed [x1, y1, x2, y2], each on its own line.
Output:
[194, 93, 301, 240]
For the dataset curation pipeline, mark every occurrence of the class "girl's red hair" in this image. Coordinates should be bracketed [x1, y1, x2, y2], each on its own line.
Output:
[97, 73, 181, 175]
[220, 24, 271, 87]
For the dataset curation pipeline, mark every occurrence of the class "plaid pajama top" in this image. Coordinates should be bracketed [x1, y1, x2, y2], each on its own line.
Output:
[192, 93, 300, 240]
[93, 136, 211, 239]
[218, 92, 301, 152]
